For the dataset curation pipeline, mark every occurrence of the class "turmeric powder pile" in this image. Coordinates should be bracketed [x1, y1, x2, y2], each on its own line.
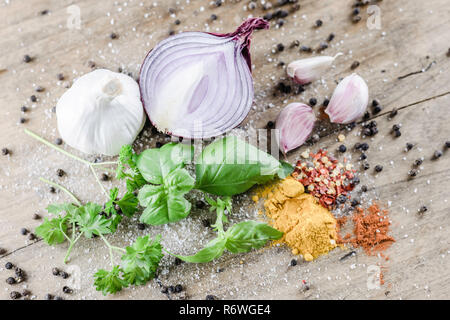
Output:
[261, 177, 338, 261]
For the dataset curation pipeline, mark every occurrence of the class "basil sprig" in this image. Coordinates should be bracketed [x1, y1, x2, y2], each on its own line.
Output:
[136, 143, 195, 225]
[176, 196, 283, 263]
[195, 136, 293, 196]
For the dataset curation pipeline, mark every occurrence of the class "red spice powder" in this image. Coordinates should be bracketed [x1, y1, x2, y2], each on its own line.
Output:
[292, 149, 356, 209]
[337, 203, 395, 256]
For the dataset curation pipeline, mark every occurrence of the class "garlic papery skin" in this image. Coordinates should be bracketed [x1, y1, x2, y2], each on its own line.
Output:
[325, 73, 369, 124]
[56, 69, 145, 156]
[287, 53, 342, 84]
[275, 103, 316, 154]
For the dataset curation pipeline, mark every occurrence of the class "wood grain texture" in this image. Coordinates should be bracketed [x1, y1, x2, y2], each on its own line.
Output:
[0, 0, 450, 300]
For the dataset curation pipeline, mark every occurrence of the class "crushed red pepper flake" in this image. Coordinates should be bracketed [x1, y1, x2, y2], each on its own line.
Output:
[292, 149, 356, 209]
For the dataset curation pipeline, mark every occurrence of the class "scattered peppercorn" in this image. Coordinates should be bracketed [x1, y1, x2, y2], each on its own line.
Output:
[55, 296, 64, 300]
[276, 43, 285, 52]
[372, 105, 382, 115]
[156, 141, 163, 148]
[2, 148, 9, 155]
[309, 98, 317, 106]
[351, 61, 360, 70]
[20, 228, 28, 235]
[60, 271, 69, 279]
[30, 95, 37, 102]
[315, 19, 323, 27]
[110, 32, 118, 39]
[360, 143, 369, 151]
[327, 33, 335, 42]
[56, 169, 65, 177]
[174, 284, 183, 293]
[362, 162, 370, 170]
[45, 294, 54, 300]
[360, 153, 367, 161]
[10, 291, 21, 300]
[137, 223, 146, 230]
[351, 199, 360, 207]
[338, 145, 347, 153]
[210, 14, 217, 21]
[318, 42, 328, 51]
[21, 106, 28, 112]
[32, 213, 41, 220]
[52, 267, 60, 276]
[389, 108, 398, 118]
[57, 73, 65, 81]
[0, 248, 6, 255]
[100, 173, 109, 181]
[196, 200, 206, 209]
[394, 130, 401, 137]
[206, 295, 217, 300]
[419, 206, 428, 213]
[6, 277, 16, 285]
[5, 262, 14, 269]
[63, 286, 73, 294]
[174, 257, 183, 266]
[49, 186, 56, 193]
[353, 8, 361, 15]
[361, 185, 368, 192]
[405, 143, 414, 151]
[414, 158, 423, 166]
[35, 86, 45, 92]
[23, 54, 33, 63]
[322, 98, 330, 107]
[300, 45, 312, 52]
[409, 169, 418, 177]
[267, 121, 275, 129]
[433, 150, 443, 159]
[28, 233, 36, 241]
[174, 19, 181, 25]
[445, 141, 450, 148]
[375, 165, 383, 173]
[392, 124, 401, 131]
[22, 289, 31, 297]
[352, 16, 362, 23]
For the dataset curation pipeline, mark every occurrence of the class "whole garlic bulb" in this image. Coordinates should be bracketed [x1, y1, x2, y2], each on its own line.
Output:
[56, 69, 145, 156]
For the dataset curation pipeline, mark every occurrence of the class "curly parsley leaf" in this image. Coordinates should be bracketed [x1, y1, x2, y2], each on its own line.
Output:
[105, 188, 138, 219]
[116, 145, 146, 193]
[121, 235, 164, 285]
[35, 217, 68, 245]
[94, 266, 128, 296]
[74, 202, 111, 238]
[46, 203, 77, 216]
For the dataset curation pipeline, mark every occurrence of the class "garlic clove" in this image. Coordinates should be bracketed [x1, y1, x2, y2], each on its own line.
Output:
[56, 69, 145, 156]
[325, 73, 369, 124]
[275, 103, 316, 154]
[287, 53, 342, 84]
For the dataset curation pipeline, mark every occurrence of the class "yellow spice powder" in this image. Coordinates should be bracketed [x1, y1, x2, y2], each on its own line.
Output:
[262, 177, 338, 261]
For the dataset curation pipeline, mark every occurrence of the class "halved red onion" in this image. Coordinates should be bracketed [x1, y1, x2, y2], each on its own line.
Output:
[139, 18, 269, 139]
[275, 103, 316, 154]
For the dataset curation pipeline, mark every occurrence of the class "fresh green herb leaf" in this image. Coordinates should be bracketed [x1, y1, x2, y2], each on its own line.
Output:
[121, 235, 163, 285]
[136, 143, 193, 184]
[224, 221, 283, 253]
[137, 144, 195, 225]
[116, 191, 139, 218]
[277, 160, 295, 179]
[75, 203, 112, 238]
[94, 266, 128, 296]
[46, 203, 77, 215]
[195, 136, 288, 196]
[176, 237, 227, 263]
[116, 145, 146, 193]
[35, 217, 68, 245]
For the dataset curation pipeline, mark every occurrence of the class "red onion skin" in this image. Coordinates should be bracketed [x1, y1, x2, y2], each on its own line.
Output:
[138, 18, 269, 139]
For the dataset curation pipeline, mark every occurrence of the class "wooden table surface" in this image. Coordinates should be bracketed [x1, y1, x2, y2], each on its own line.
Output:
[1, 0, 450, 300]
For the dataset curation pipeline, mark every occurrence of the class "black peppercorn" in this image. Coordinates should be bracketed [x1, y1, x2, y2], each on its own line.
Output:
[405, 143, 414, 151]
[55, 296, 64, 300]
[6, 277, 16, 285]
[10, 291, 21, 300]
[55, 138, 63, 145]
[267, 121, 275, 129]
[60, 271, 69, 279]
[206, 295, 217, 300]
[57, 73, 65, 81]
[315, 19, 323, 27]
[351, 61, 360, 70]
[110, 32, 118, 39]
[360, 143, 369, 151]
[309, 98, 317, 106]
[21, 106, 28, 112]
[50, 186, 56, 193]
[351, 199, 360, 207]
[2, 148, 9, 155]
[28, 233, 36, 241]
[174, 257, 183, 266]
[322, 98, 330, 106]
[363, 111, 370, 121]
[445, 141, 450, 148]
[389, 108, 398, 118]
[300, 45, 312, 52]
[375, 165, 383, 173]
[23, 55, 32, 63]
[394, 130, 401, 137]
[290, 259, 297, 266]
[276, 43, 285, 52]
[63, 286, 73, 294]
[56, 169, 65, 177]
[0, 248, 6, 255]
[30, 95, 37, 102]
[362, 162, 370, 170]
[419, 206, 428, 213]
[353, 8, 360, 15]
[433, 150, 443, 159]
[174, 284, 183, 293]
[337, 195, 347, 203]
[210, 14, 217, 21]
[414, 158, 423, 166]
[409, 169, 418, 177]
[174, 19, 181, 25]
[372, 105, 382, 114]
[361, 185, 368, 192]
[352, 16, 362, 23]
[20, 228, 28, 235]
[338, 145, 347, 153]
[100, 173, 109, 181]
[327, 33, 335, 42]
[33, 213, 41, 220]
[196, 200, 206, 209]
[5, 262, 14, 269]
[45, 293, 54, 300]
[392, 124, 401, 131]
[137, 223, 146, 230]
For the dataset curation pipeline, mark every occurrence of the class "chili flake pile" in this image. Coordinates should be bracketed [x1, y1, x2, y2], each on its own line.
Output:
[292, 149, 356, 209]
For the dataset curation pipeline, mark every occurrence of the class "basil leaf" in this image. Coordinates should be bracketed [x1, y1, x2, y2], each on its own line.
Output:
[277, 161, 294, 179]
[177, 237, 227, 263]
[195, 136, 287, 196]
[137, 143, 193, 184]
[224, 221, 283, 253]
[139, 193, 192, 225]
